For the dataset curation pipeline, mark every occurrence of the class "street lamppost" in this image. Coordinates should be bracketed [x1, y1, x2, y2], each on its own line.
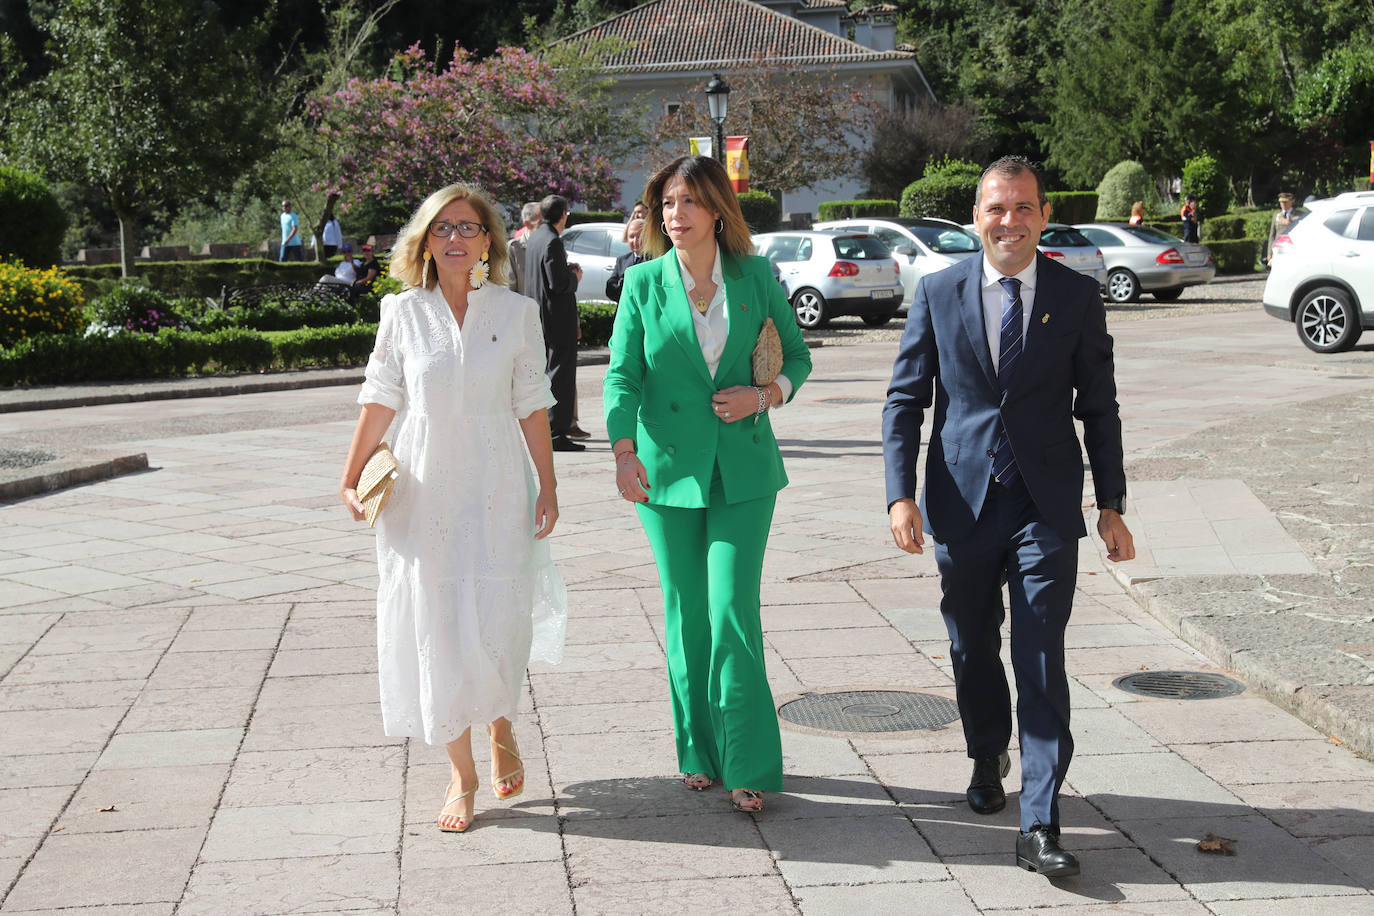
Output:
[704, 74, 730, 164]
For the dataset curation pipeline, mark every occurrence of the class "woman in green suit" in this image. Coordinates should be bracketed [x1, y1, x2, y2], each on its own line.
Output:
[605, 156, 811, 813]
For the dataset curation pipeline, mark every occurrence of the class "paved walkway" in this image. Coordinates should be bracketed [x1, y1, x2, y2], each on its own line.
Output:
[0, 309, 1371, 913]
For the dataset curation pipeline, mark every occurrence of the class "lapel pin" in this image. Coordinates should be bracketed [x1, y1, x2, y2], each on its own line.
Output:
[740, 303, 748, 311]
[1041, 314, 1049, 324]
[491, 334, 497, 341]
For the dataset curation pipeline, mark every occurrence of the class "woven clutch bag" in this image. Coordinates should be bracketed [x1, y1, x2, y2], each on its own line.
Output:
[357, 441, 399, 528]
[752, 317, 783, 386]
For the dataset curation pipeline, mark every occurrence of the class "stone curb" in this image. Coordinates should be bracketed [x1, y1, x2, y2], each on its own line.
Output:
[0, 452, 149, 502]
[1110, 565, 1374, 760]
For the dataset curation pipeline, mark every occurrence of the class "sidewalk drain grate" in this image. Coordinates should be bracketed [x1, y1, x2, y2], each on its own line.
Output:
[0, 448, 58, 470]
[817, 396, 885, 405]
[1112, 671, 1245, 700]
[778, 690, 960, 734]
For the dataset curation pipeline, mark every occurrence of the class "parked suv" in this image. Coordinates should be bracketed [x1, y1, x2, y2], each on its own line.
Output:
[810, 217, 980, 308]
[754, 230, 902, 328]
[1263, 191, 1374, 352]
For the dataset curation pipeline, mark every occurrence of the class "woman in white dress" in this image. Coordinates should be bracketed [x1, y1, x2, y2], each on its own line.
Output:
[340, 183, 566, 833]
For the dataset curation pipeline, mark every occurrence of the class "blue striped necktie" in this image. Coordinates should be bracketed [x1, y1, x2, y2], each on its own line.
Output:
[992, 276, 1022, 485]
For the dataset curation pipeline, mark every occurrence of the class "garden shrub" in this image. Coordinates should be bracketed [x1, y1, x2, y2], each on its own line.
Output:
[900, 157, 982, 221]
[1094, 161, 1151, 220]
[89, 284, 183, 334]
[1181, 154, 1230, 220]
[817, 200, 899, 221]
[578, 302, 616, 348]
[1201, 216, 1247, 241]
[1244, 209, 1282, 240]
[737, 191, 781, 233]
[0, 260, 86, 348]
[1205, 239, 1260, 274]
[1046, 192, 1098, 224]
[0, 166, 68, 268]
[0, 323, 379, 386]
[64, 258, 340, 300]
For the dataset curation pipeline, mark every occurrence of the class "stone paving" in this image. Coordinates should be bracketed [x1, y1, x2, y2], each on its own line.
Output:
[1, 306, 1372, 913]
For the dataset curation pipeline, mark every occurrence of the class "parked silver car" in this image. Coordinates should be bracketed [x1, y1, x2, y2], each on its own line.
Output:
[810, 217, 981, 307]
[1263, 191, 1374, 352]
[754, 230, 902, 328]
[1038, 224, 1107, 290]
[1075, 223, 1216, 303]
[559, 222, 630, 302]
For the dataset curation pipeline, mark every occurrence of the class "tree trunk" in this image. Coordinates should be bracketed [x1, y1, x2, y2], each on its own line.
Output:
[111, 190, 137, 279]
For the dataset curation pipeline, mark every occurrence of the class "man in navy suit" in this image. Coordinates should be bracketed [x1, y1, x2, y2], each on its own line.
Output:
[883, 156, 1134, 877]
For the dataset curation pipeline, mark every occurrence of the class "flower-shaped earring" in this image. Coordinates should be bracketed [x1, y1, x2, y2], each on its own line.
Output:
[469, 250, 489, 289]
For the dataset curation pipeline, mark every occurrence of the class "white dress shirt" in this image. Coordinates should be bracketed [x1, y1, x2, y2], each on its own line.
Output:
[674, 245, 794, 404]
[981, 256, 1037, 374]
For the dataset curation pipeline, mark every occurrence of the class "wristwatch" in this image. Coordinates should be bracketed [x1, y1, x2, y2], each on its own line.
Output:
[1097, 492, 1127, 515]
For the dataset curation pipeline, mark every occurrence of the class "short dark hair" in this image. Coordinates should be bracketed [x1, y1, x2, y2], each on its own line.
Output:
[975, 156, 1047, 209]
[540, 195, 569, 225]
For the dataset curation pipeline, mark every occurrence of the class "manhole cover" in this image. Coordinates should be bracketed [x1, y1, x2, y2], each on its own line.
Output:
[817, 396, 885, 405]
[778, 689, 960, 734]
[1112, 671, 1245, 700]
[0, 448, 58, 470]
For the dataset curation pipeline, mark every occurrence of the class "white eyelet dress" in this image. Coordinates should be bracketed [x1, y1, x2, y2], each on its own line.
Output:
[359, 284, 567, 745]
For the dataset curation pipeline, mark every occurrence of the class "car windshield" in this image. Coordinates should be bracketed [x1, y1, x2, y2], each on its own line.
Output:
[911, 224, 980, 254]
[1123, 226, 1183, 245]
[1040, 228, 1094, 247]
[831, 235, 890, 259]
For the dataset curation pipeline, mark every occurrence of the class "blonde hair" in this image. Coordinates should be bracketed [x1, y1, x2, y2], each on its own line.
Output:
[390, 183, 510, 290]
[1130, 201, 1146, 218]
[641, 156, 753, 259]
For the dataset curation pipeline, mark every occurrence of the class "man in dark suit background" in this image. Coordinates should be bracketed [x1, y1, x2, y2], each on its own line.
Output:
[525, 194, 584, 452]
[605, 217, 646, 303]
[882, 156, 1134, 877]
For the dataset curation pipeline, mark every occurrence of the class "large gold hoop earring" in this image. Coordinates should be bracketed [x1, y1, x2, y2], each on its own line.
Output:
[714, 218, 723, 235]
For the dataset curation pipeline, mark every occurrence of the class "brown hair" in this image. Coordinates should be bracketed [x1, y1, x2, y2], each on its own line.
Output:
[975, 155, 1047, 209]
[640, 156, 753, 259]
[391, 183, 510, 290]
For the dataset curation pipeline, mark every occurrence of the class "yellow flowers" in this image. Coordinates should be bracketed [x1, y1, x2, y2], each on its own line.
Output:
[0, 260, 86, 350]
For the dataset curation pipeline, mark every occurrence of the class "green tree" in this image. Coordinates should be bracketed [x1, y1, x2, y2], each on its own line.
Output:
[6, 0, 274, 275]
[1181, 153, 1229, 219]
[1040, 0, 1246, 188]
[0, 166, 67, 267]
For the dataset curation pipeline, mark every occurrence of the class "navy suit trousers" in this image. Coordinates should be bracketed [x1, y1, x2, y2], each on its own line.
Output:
[934, 475, 1078, 833]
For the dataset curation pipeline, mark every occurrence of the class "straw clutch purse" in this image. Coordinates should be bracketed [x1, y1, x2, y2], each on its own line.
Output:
[357, 441, 399, 528]
[751, 317, 782, 386]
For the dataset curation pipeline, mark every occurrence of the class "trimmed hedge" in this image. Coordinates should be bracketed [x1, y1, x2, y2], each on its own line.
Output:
[1205, 239, 1261, 274]
[1046, 192, 1098, 225]
[1201, 216, 1246, 241]
[0, 167, 68, 268]
[1182, 154, 1229, 219]
[737, 191, 781, 233]
[0, 323, 377, 387]
[578, 302, 616, 348]
[817, 199, 899, 221]
[1095, 161, 1151, 221]
[64, 258, 341, 300]
[195, 297, 381, 332]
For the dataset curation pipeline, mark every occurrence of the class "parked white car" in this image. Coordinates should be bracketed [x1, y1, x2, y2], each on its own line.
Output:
[754, 230, 902, 328]
[559, 222, 630, 302]
[810, 217, 980, 307]
[1263, 191, 1374, 352]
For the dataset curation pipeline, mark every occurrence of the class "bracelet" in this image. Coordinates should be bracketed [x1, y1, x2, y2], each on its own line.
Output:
[614, 449, 636, 461]
[752, 386, 768, 424]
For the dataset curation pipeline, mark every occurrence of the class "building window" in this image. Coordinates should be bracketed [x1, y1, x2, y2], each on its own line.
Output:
[665, 102, 682, 118]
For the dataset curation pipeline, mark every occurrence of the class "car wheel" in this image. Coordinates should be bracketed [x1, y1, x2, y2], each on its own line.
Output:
[1296, 286, 1362, 353]
[791, 287, 828, 329]
[1152, 287, 1184, 302]
[861, 311, 896, 327]
[1105, 268, 1139, 303]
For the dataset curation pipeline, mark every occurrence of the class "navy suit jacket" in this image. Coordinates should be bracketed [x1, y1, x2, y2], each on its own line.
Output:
[882, 252, 1125, 542]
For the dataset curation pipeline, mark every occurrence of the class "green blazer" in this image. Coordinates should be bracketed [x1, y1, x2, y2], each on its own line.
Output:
[604, 250, 812, 508]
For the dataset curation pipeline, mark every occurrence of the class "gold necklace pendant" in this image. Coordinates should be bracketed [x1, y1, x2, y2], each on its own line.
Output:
[693, 296, 709, 315]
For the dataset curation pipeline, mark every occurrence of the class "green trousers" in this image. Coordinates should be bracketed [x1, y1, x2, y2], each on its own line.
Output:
[637, 478, 782, 792]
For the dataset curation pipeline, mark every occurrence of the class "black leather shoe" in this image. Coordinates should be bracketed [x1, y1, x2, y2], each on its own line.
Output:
[966, 751, 1010, 814]
[551, 436, 586, 452]
[1016, 827, 1080, 877]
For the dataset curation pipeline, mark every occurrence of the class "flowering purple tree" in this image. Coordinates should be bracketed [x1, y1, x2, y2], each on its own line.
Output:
[315, 44, 621, 215]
